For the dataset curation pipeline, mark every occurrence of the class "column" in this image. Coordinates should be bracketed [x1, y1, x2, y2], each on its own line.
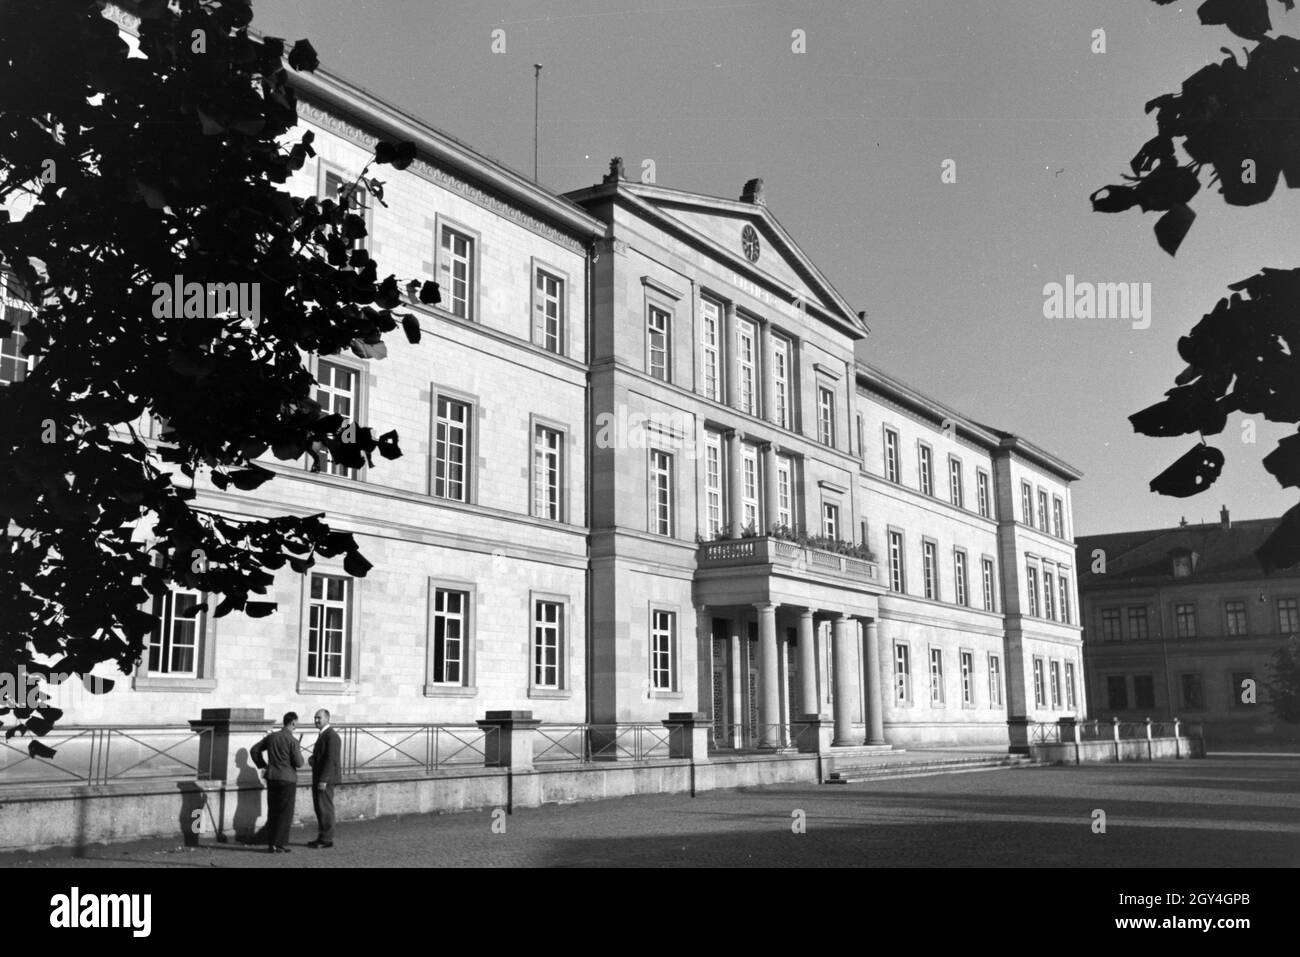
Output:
[864, 619, 885, 745]
[762, 442, 779, 534]
[755, 603, 782, 748]
[696, 605, 713, 734]
[798, 609, 818, 718]
[724, 302, 738, 409]
[729, 618, 743, 748]
[831, 614, 855, 746]
[759, 322, 775, 423]
[726, 429, 744, 539]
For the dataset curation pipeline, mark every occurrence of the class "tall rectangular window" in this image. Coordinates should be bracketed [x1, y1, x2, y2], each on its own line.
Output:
[776, 457, 792, 529]
[822, 503, 839, 540]
[954, 550, 968, 606]
[1, 305, 32, 385]
[894, 642, 912, 704]
[1032, 658, 1045, 708]
[923, 541, 938, 600]
[1065, 661, 1077, 710]
[884, 429, 900, 483]
[772, 335, 791, 428]
[313, 360, 359, 478]
[737, 318, 756, 414]
[817, 386, 835, 446]
[533, 599, 563, 689]
[532, 425, 562, 521]
[1101, 608, 1122, 641]
[148, 587, 204, 677]
[1052, 496, 1065, 538]
[701, 299, 721, 400]
[650, 450, 674, 536]
[1043, 570, 1055, 621]
[976, 470, 991, 518]
[929, 648, 944, 705]
[1021, 482, 1033, 525]
[982, 557, 995, 611]
[855, 413, 865, 466]
[651, 609, 676, 690]
[535, 270, 564, 354]
[1134, 675, 1156, 710]
[704, 432, 724, 537]
[1107, 676, 1128, 710]
[1037, 488, 1049, 532]
[988, 654, 1003, 706]
[1225, 599, 1248, 637]
[1181, 673, 1204, 709]
[888, 531, 905, 593]
[434, 396, 471, 502]
[324, 170, 370, 253]
[1279, 597, 1300, 634]
[741, 444, 760, 532]
[431, 587, 466, 685]
[308, 574, 350, 680]
[1026, 562, 1039, 617]
[918, 445, 933, 496]
[960, 651, 974, 706]
[1175, 603, 1197, 638]
[440, 225, 474, 319]
[949, 457, 964, 508]
[648, 306, 671, 382]
[1049, 660, 1062, 709]
[1127, 606, 1148, 640]
[1058, 572, 1071, 624]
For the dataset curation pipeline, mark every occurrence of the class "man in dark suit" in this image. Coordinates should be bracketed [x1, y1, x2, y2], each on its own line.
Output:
[308, 708, 342, 848]
[250, 712, 303, 854]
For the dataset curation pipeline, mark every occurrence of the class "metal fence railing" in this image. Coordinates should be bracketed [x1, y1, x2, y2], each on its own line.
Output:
[707, 721, 817, 752]
[0, 726, 213, 788]
[337, 724, 498, 775]
[533, 723, 677, 764]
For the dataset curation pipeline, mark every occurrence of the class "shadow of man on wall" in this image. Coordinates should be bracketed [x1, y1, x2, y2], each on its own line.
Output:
[232, 747, 265, 845]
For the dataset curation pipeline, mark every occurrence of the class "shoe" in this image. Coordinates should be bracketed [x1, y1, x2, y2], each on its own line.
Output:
[308, 840, 334, 848]
[274, 845, 292, 854]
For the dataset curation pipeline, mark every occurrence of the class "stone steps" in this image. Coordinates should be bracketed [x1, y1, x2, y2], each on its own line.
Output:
[825, 754, 1039, 784]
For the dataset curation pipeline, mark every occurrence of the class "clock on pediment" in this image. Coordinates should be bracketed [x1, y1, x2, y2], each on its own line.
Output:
[741, 224, 760, 263]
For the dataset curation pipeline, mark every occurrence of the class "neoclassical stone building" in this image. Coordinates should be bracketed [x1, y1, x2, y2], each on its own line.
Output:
[8, 4, 1087, 749]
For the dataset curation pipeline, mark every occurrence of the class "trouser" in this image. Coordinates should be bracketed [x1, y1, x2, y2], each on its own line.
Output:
[313, 782, 336, 842]
[266, 780, 296, 847]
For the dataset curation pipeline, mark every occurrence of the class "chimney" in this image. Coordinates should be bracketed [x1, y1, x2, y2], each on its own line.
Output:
[603, 157, 626, 184]
[1179, 516, 1188, 527]
[1220, 505, 1231, 531]
[740, 178, 766, 206]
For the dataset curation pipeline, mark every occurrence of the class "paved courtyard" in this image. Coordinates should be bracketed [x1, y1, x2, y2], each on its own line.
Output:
[2, 755, 1296, 868]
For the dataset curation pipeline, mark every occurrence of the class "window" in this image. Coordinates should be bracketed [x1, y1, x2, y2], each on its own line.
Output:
[988, 654, 1003, 707]
[1175, 603, 1197, 639]
[1133, 675, 1156, 710]
[1127, 606, 1148, 640]
[775, 457, 792, 529]
[534, 269, 565, 354]
[440, 225, 475, 320]
[1225, 600, 1248, 637]
[741, 444, 760, 532]
[1172, 555, 1192, 578]
[960, 651, 974, 706]
[430, 587, 467, 685]
[888, 531, 905, 593]
[700, 299, 721, 400]
[982, 557, 996, 611]
[648, 306, 671, 382]
[929, 647, 944, 705]
[954, 550, 968, 606]
[1065, 661, 1077, 710]
[147, 587, 204, 677]
[736, 318, 757, 413]
[1021, 482, 1033, 525]
[1107, 676, 1128, 710]
[312, 360, 359, 478]
[1181, 673, 1204, 710]
[532, 425, 563, 521]
[976, 470, 991, 518]
[1026, 562, 1039, 617]
[650, 609, 677, 691]
[1231, 672, 1255, 709]
[322, 168, 371, 252]
[1052, 496, 1065, 538]
[817, 386, 835, 446]
[894, 642, 912, 704]
[855, 413, 865, 466]
[1042, 570, 1055, 621]
[1279, 597, 1300, 634]
[532, 599, 564, 689]
[923, 541, 938, 600]
[1049, 660, 1062, 709]
[949, 457, 964, 508]
[433, 396, 471, 502]
[772, 335, 791, 428]
[884, 429, 900, 483]
[307, 574, 351, 680]
[1101, 608, 1122, 641]
[918, 444, 933, 496]
[1032, 658, 1045, 708]
[1058, 572, 1071, 625]
[822, 503, 839, 540]
[1, 304, 33, 385]
[1037, 489, 1049, 532]
[649, 450, 674, 536]
[704, 432, 724, 537]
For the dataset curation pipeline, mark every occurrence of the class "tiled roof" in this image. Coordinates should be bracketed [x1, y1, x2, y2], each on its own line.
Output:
[1076, 517, 1292, 587]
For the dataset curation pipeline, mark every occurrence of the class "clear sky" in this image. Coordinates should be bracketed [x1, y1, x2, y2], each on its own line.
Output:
[252, 0, 1300, 535]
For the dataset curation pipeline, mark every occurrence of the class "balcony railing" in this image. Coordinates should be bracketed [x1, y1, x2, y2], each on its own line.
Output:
[0, 725, 214, 788]
[698, 535, 879, 583]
